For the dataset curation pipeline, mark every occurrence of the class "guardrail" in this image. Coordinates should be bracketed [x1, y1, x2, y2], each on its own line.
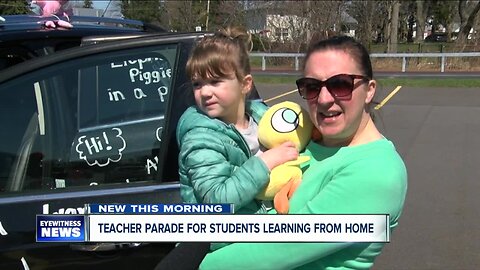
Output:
[250, 52, 480, 73]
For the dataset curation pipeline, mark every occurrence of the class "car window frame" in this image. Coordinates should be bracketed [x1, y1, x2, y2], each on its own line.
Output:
[0, 33, 207, 198]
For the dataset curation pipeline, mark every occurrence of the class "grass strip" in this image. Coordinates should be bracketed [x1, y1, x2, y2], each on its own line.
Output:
[254, 74, 480, 88]
[376, 77, 480, 88]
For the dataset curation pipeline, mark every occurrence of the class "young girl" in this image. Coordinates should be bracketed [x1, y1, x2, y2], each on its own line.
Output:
[154, 28, 300, 270]
[176, 26, 298, 215]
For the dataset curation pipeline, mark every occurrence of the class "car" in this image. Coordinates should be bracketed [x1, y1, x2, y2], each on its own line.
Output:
[0, 15, 258, 270]
[425, 32, 448, 42]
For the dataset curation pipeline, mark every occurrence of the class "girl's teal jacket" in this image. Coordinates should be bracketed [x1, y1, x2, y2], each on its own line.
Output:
[176, 100, 270, 214]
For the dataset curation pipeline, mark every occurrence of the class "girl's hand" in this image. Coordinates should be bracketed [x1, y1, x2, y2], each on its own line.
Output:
[259, 141, 298, 171]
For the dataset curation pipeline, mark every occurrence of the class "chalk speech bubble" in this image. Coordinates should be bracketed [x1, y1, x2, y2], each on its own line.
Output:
[75, 128, 126, 167]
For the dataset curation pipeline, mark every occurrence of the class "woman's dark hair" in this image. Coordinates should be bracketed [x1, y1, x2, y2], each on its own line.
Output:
[303, 35, 380, 120]
[302, 35, 373, 80]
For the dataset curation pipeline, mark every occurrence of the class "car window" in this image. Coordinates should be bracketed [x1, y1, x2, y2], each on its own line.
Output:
[79, 55, 173, 128]
[0, 44, 178, 194]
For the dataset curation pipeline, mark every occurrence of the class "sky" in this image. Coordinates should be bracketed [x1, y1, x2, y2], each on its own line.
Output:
[69, 0, 119, 13]
[92, 0, 118, 11]
[82, 0, 122, 18]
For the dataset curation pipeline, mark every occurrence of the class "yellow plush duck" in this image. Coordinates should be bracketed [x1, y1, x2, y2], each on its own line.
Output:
[256, 101, 314, 214]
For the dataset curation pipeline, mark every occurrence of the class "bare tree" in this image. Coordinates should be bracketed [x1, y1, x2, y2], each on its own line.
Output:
[238, 0, 342, 56]
[405, 4, 416, 43]
[458, 0, 480, 45]
[206, 1, 245, 31]
[474, 9, 480, 47]
[261, 0, 342, 51]
[415, 0, 428, 42]
[429, 0, 458, 41]
[348, 1, 377, 46]
[309, 0, 343, 40]
[162, 0, 245, 31]
[121, 0, 167, 26]
[387, 1, 400, 52]
[163, 1, 205, 32]
[0, 0, 29, 15]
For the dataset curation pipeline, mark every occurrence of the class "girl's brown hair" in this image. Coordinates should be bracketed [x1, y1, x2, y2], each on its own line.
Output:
[186, 26, 252, 82]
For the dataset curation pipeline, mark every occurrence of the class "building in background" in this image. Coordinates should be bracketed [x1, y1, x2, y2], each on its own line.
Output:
[245, 3, 357, 43]
[73, 7, 101, 17]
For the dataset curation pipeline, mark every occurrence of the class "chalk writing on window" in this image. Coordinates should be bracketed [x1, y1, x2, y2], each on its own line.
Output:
[75, 128, 126, 167]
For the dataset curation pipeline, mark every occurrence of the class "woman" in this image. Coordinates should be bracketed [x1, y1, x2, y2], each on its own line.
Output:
[198, 35, 408, 269]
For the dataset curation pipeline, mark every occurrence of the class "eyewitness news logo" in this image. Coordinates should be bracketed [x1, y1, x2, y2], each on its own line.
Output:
[36, 215, 86, 242]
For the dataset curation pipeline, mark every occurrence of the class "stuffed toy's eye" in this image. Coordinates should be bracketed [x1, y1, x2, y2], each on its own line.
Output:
[271, 108, 299, 133]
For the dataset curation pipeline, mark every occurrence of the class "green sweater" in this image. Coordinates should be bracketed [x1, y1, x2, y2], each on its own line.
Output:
[200, 138, 408, 270]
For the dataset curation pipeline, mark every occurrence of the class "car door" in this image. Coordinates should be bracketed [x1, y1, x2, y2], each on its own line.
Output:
[0, 33, 200, 270]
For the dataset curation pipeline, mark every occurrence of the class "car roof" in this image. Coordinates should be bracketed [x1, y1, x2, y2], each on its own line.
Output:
[0, 15, 166, 42]
[0, 15, 169, 70]
[0, 31, 212, 82]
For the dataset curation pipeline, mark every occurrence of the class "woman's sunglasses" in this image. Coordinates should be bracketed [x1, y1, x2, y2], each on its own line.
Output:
[296, 74, 370, 100]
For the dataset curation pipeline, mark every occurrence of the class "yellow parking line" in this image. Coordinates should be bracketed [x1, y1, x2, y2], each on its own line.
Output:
[374, 86, 402, 110]
[265, 85, 402, 109]
[264, 89, 298, 103]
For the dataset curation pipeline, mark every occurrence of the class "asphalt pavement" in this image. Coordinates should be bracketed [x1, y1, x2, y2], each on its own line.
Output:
[256, 83, 480, 270]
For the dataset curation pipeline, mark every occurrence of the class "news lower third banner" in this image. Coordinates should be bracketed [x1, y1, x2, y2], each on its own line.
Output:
[36, 204, 390, 243]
